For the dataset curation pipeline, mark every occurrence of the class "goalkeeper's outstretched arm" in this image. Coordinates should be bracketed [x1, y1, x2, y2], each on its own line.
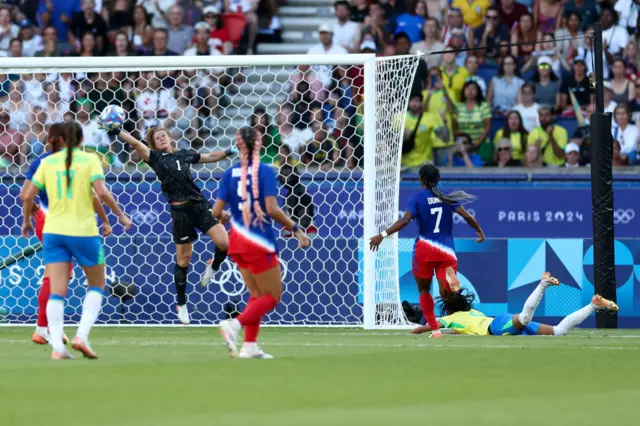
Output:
[369, 210, 413, 251]
[198, 146, 238, 164]
[117, 130, 151, 163]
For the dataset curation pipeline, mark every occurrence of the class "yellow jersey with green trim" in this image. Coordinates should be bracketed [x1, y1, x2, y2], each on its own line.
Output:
[32, 149, 104, 237]
[438, 309, 493, 336]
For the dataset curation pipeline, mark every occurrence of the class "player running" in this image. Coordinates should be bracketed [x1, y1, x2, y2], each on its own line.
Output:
[369, 164, 484, 338]
[20, 122, 112, 345]
[105, 125, 236, 325]
[214, 127, 310, 359]
[411, 272, 619, 336]
[21, 121, 132, 359]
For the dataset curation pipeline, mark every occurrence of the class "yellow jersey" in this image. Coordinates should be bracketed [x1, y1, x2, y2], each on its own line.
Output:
[494, 129, 526, 161]
[527, 125, 568, 166]
[440, 66, 470, 104]
[402, 112, 450, 167]
[422, 89, 455, 149]
[438, 309, 493, 336]
[32, 149, 104, 237]
[451, 0, 491, 28]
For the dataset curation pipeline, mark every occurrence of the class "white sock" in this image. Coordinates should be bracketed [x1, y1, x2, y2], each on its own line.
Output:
[242, 342, 257, 351]
[35, 326, 49, 336]
[46, 296, 65, 353]
[518, 279, 550, 325]
[76, 288, 103, 342]
[553, 304, 595, 336]
[231, 318, 242, 331]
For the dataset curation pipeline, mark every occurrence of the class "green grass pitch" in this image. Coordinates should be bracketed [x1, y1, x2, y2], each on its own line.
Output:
[1, 327, 639, 426]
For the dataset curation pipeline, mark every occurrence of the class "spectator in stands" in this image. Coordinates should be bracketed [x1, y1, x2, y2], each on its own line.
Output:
[68, 0, 108, 54]
[614, 0, 640, 34]
[350, 0, 369, 23]
[622, 42, 639, 81]
[455, 80, 492, 163]
[475, 6, 510, 64]
[184, 21, 223, 58]
[524, 142, 545, 167]
[527, 105, 568, 166]
[424, 0, 447, 24]
[556, 12, 584, 62]
[0, 106, 24, 166]
[38, 0, 81, 45]
[441, 49, 469, 103]
[77, 31, 99, 56]
[442, 8, 473, 49]
[0, 73, 8, 102]
[8, 37, 21, 57]
[307, 24, 348, 87]
[630, 82, 640, 122]
[277, 103, 312, 160]
[358, 1, 388, 55]
[302, 121, 335, 170]
[171, 82, 199, 150]
[610, 58, 636, 104]
[224, 0, 260, 54]
[559, 58, 592, 113]
[612, 140, 630, 167]
[494, 110, 528, 161]
[24, 72, 46, 104]
[328, 67, 356, 118]
[202, 5, 232, 55]
[451, 0, 490, 28]
[563, 142, 582, 168]
[498, 0, 527, 29]
[532, 56, 561, 108]
[597, 82, 617, 114]
[147, 28, 178, 56]
[410, 17, 444, 70]
[250, 106, 280, 164]
[17, 19, 42, 56]
[0, 6, 18, 55]
[76, 99, 120, 167]
[25, 105, 48, 158]
[43, 81, 68, 123]
[487, 54, 524, 113]
[612, 104, 639, 156]
[422, 68, 455, 165]
[132, 5, 154, 50]
[523, 33, 569, 77]
[289, 65, 326, 104]
[109, 31, 135, 56]
[511, 12, 536, 65]
[513, 83, 540, 132]
[533, 0, 562, 34]
[402, 93, 432, 169]
[333, 1, 360, 52]
[600, 7, 629, 59]
[2, 80, 29, 133]
[35, 26, 62, 57]
[56, 72, 76, 104]
[445, 133, 483, 167]
[394, 0, 426, 43]
[88, 71, 125, 114]
[331, 106, 356, 168]
[492, 138, 522, 167]
[394, 32, 428, 95]
[106, 0, 132, 37]
[464, 55, 486, 97]
[562, 0, 598, 31]
[278, 155, 316, 235]
[164, 5, 194, 54]
[135, 71, 176, 135]
[575, 27, 609, 80]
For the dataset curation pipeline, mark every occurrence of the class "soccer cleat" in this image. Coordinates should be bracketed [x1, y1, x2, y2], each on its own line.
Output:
[542, 272, 560, 287]
[200, 260, 215, 288]
[32, 328, 49, 345]
[429, 330, 443, 339]
[71, 337, 98, 359]
[51, 351, 73, 360]
[238, 345, 274, 359]
[592, 295, 619, 312]
[445, 267, 460, 293]
[176, 304, 190, 325]
[219, 320, 239, 357]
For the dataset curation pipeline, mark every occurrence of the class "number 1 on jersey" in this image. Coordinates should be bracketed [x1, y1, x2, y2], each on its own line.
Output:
[431, 207, 442, 233]
[176, 160, 181, 171]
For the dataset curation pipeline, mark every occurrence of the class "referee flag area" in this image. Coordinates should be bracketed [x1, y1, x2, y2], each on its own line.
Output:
[1, 327, 639, 425]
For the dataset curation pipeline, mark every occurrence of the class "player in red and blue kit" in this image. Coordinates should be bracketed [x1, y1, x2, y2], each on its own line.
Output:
[20, 123, 111, 345]
[213, 127, 310, 359]
[369, 164, 484, 337]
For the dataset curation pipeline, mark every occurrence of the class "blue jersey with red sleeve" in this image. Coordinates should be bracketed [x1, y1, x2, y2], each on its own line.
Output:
[25, 152, 52, 211]
[218, 162, 279, 254]
[406, 188, 458, 261]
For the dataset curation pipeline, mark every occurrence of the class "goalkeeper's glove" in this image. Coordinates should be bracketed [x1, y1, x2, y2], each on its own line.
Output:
[224, 146, 238, 157]
[97, 118, 122, 137]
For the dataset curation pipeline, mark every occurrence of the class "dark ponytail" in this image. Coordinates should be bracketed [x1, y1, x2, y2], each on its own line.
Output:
[62, 121, 84, 194]
[418, 164, 477, 205]
[47, 123, 65, 153]
[438, 288, 476, 316]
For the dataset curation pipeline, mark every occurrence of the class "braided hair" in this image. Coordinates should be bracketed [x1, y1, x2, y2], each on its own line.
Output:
[438, 288, 476, 316]
[418, 164, 476, 205]
[237, 126, 265, 228]
[62, 121, 84, 193]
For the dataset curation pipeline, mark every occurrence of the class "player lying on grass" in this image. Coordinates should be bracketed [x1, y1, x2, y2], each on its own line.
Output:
[412, 272, 619, 336]
[103, 125, 236, 325]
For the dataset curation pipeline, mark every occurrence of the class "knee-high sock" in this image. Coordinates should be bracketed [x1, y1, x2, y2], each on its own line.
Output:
[553, 304, 595, 336]
[244, 296, 260, 343]
[47, 294, 65, 353]
[419, 292, 439, 331]
[518, 279, 552, 326]
[37, 277, 51, 328]
[211, 246, 228, 271]
[76, 287, 103, 341]
[174, 264, 188, 306]
[236, 294, 277, 328]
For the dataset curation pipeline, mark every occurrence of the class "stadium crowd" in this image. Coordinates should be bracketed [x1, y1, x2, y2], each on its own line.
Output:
[0, 0, 638, 171]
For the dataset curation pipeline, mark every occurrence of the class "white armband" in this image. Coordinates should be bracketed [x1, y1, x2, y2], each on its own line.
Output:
[381, 231, 389, 238]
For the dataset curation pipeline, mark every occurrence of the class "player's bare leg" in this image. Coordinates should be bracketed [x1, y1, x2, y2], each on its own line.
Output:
[445, 267, 460, 293]
[512, 272, 560, 330]
[201, 224, 229, 287]
[536, 295, 619, 336]
[175, 243, 192, 325]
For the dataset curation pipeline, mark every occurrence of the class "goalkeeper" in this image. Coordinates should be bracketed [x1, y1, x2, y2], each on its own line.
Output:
[412, 272, 619, 336]
[101, 123, 237, 325]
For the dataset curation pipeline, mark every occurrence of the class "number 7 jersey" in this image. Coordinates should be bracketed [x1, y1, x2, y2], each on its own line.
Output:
[406, 188, 458, 261]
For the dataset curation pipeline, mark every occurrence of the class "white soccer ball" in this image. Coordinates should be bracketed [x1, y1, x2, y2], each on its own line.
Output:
[100, 105, 126, 131]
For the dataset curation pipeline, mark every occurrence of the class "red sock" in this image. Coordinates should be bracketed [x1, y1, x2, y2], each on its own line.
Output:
[237, 294, 277, 327]
[37, 277, 51, 327]
[244, 296, 261, 343]
[419, 292, 439, 331]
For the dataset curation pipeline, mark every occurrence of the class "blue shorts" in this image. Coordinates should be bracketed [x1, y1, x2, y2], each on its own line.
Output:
[489, 313, 541, 336]
[43, 234, 104, 267]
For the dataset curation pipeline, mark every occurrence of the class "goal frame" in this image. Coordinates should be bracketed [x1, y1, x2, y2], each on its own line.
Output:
[0, 54, 387, 329]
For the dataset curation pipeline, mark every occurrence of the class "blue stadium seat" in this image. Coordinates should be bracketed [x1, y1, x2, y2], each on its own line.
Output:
[556, 117, 579, 139]
[490, 116, 506, 140]
[477, 64, 498, 87]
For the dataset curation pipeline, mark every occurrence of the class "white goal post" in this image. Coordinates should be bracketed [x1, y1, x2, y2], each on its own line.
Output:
[0, 54, 419, 328]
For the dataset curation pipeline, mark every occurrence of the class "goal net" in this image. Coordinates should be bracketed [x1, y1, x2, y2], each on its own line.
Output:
[0, 54, 418, 328]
